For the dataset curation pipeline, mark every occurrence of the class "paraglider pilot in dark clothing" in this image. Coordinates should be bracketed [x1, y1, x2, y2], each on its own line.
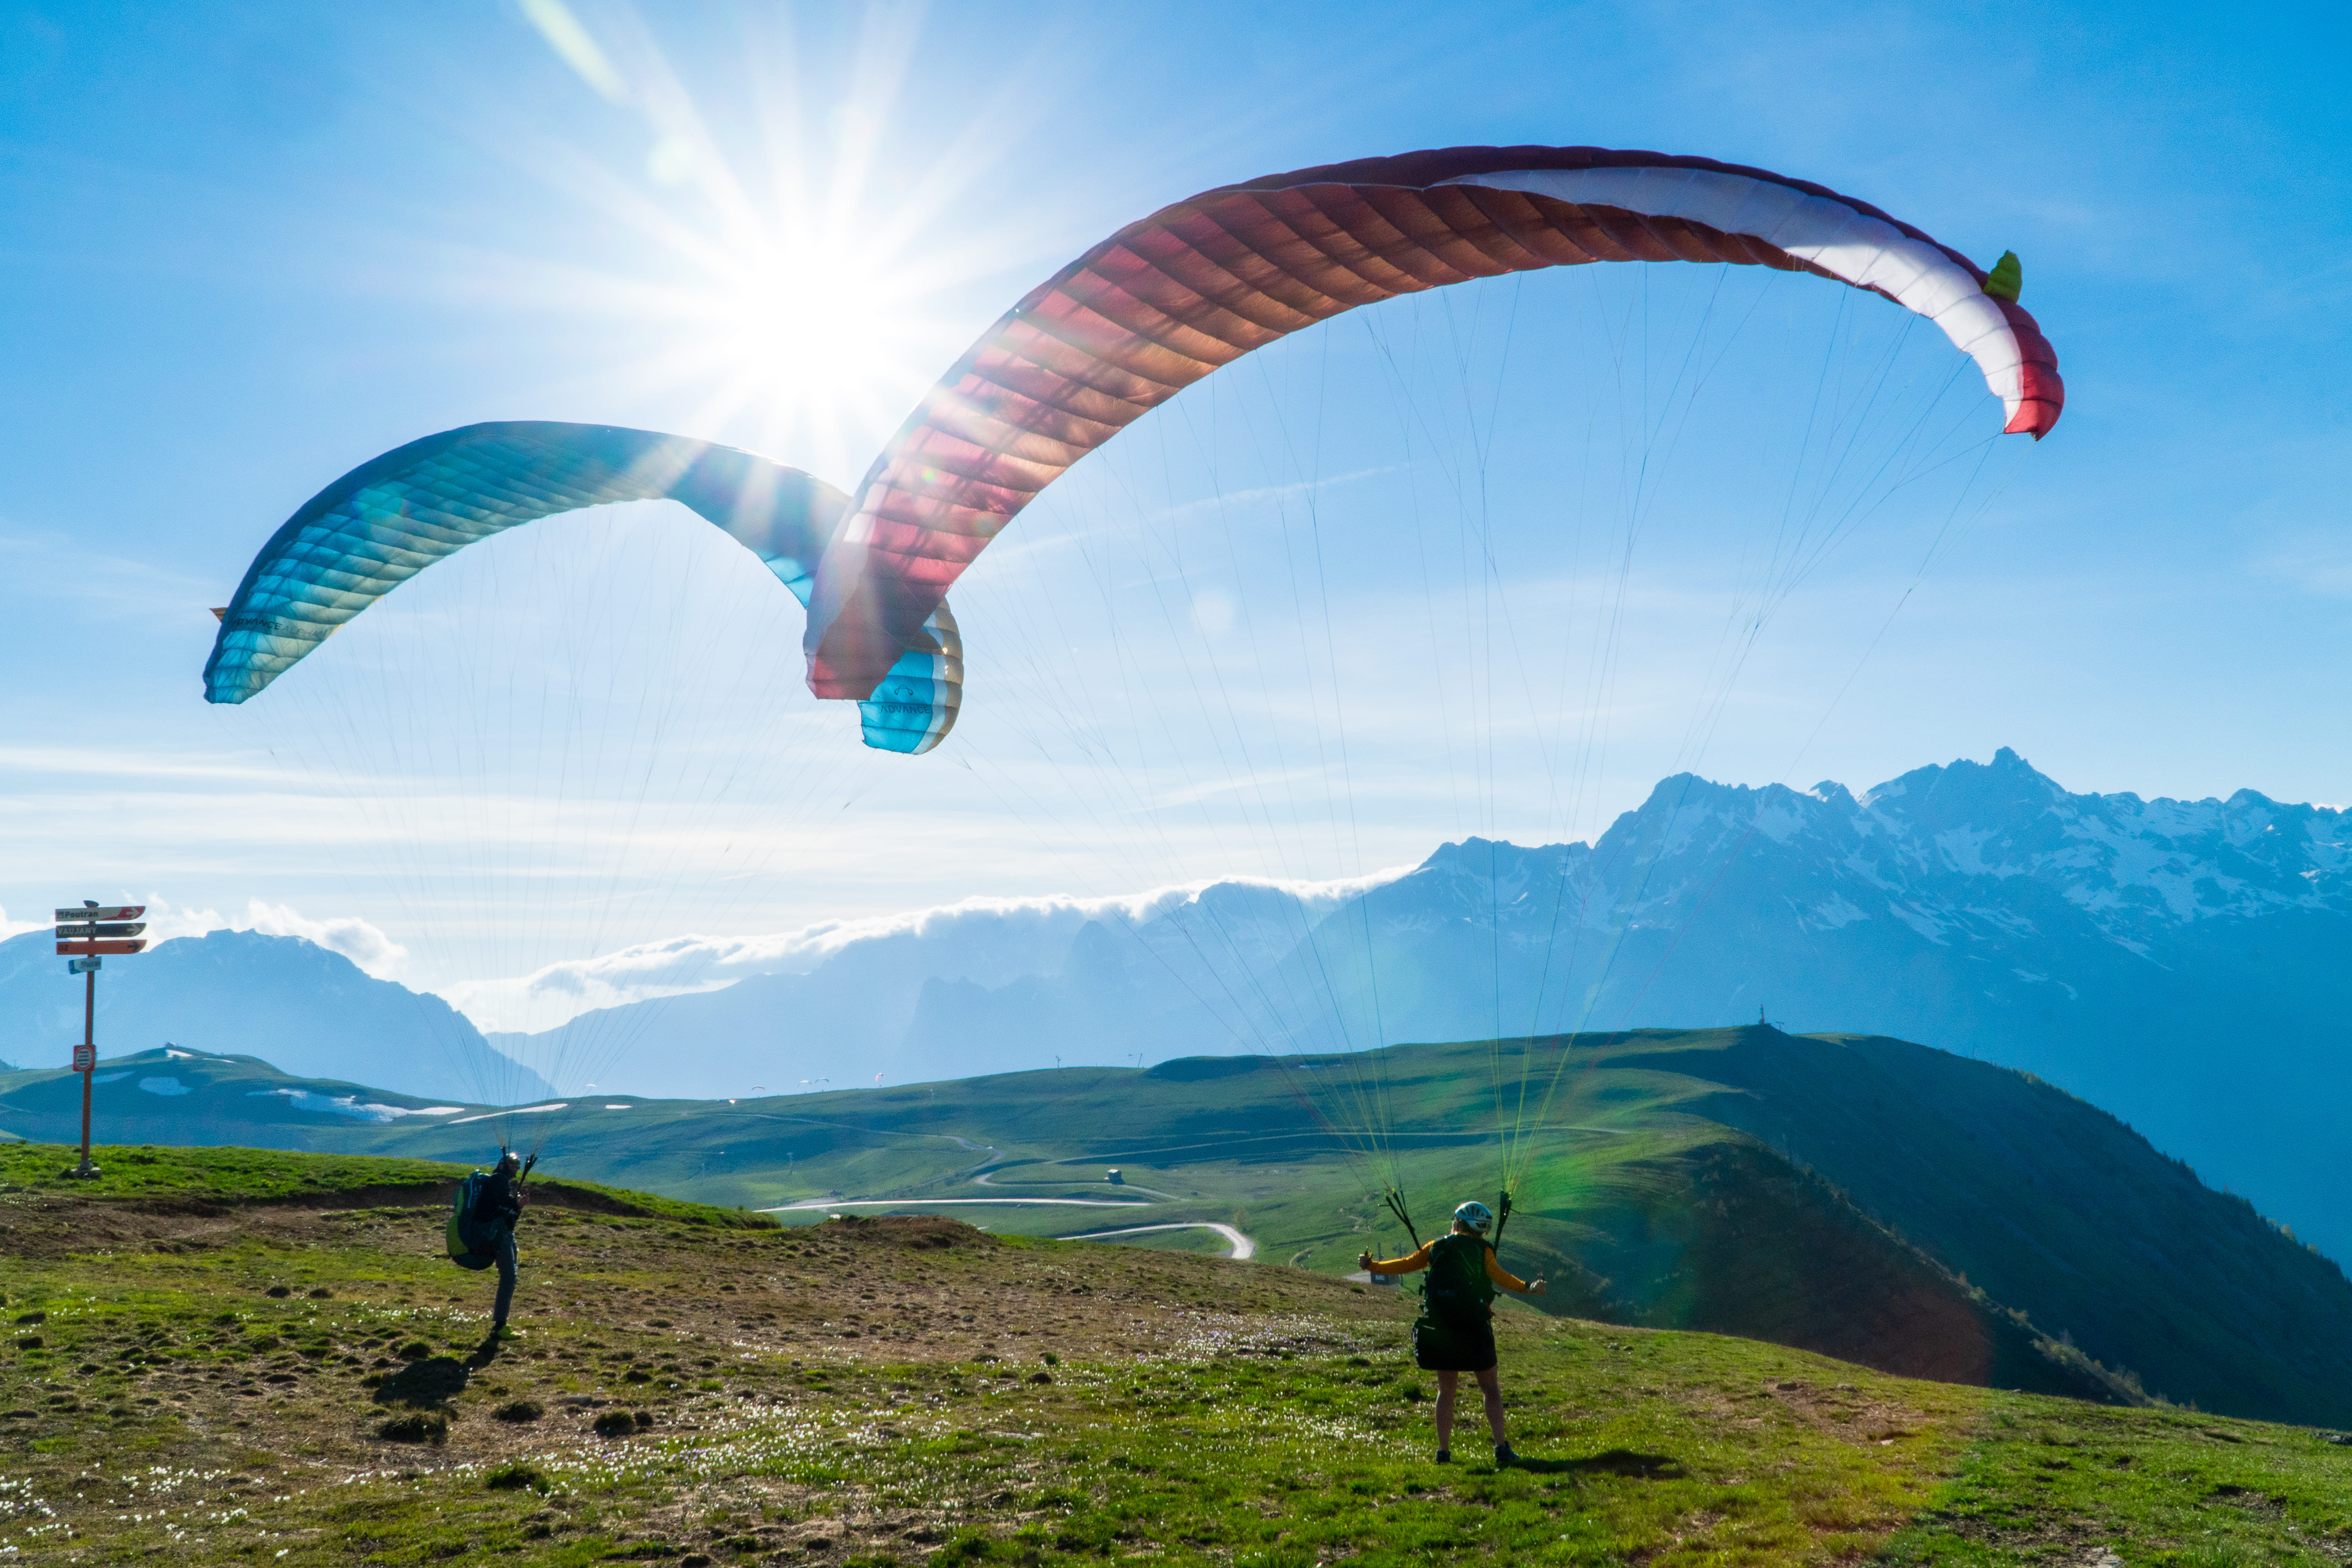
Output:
[1360, 1200, 1546, 1465]
[474, 1151, 527, 1333]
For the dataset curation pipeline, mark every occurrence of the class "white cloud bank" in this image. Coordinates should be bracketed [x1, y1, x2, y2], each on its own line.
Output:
[443, 867, 1408, 1036]
[143, 898, 410, 980]
[5, 897, 404, 980]
[17, 868, 1410, 1039]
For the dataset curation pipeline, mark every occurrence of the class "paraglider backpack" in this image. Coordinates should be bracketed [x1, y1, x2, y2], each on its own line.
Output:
[445, 1172, 497, 1272]
[1419, 1232, 1498, 1328]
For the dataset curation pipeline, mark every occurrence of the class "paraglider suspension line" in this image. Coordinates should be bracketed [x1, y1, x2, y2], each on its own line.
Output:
[1381, 1187, 1422, 1250]
[1492, 1189, 1514, 1246]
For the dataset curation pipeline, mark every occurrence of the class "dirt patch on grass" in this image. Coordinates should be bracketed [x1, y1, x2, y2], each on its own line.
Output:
[0, 1191, 435, 1258]
[1917, 1502, 2110, 1557]
[824, 1212, 1000, 1249]
[647, 1212, 1407, 1366]
[1762, 1376, 1934, 1446]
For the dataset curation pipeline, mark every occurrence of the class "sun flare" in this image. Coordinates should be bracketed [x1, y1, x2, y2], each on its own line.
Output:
[492, 0, 1029, 483]
[695, 232, 933, 443]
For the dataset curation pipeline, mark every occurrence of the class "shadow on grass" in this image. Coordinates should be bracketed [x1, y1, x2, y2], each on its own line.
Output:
[373, 1356, 470, 1410]
[1510, 1449, 1685, 1479]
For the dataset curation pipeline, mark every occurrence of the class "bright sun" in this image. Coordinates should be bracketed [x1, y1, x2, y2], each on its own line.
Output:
[503, 1, 1014, 485]
[728, 246, 902, 376]
[630, 205, 954, 486]
[699, 232, 935, 453]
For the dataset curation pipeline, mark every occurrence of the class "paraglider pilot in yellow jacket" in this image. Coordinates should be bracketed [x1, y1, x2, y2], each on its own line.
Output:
[1359, 1200, 1546, 1465]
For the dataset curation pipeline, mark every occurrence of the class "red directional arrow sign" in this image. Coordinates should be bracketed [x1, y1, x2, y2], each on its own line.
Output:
[57, 939, 147, 956]
[53, 906, 144, 923]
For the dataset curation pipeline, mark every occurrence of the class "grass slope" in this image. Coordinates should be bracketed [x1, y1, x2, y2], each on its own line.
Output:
[7, 1029, 2348, 1424]
[2, 1147, 2348, 1567]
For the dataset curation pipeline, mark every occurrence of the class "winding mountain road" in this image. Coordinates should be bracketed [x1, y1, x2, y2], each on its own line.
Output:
[971, 1164, 1188, 1200]
[763, 1196, 1151, 1212]
[1055, 1221, 1257, 1261]
[764, 1134, 1259, 1258]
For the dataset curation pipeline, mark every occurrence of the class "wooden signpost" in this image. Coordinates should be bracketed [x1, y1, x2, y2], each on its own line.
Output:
[54, 901, 147, 1178]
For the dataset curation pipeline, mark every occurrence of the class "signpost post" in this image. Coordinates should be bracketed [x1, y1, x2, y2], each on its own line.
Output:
[53, 901, 146, 1179]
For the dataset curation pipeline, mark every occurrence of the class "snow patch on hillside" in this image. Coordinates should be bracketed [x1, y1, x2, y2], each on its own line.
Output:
[247, 1088, 463, 1122]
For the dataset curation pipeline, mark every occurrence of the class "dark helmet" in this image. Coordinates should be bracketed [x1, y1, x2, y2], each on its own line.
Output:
[496, 1151, 522, 1172]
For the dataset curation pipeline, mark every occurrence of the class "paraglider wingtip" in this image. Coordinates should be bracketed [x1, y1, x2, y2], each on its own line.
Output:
[209, 606, 228, 622]
[2004, 399, 2063, 441]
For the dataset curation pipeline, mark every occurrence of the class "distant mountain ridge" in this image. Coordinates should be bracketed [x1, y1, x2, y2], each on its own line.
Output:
[0, 928, 552, 1105]
[505, 748, 2352, 1262]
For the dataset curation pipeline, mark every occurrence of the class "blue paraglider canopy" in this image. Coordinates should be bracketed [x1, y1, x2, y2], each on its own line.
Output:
[203, 420, 960, 754]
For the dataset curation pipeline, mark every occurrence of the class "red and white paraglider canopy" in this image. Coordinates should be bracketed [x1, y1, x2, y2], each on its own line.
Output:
[805, 144, 2063, 701]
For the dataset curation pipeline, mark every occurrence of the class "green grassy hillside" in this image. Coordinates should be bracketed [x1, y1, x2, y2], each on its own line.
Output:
[7, 1027, 2348, 1425]
[1664, 1031, 2352, 1427]
[2, 1146, 2348, 1568]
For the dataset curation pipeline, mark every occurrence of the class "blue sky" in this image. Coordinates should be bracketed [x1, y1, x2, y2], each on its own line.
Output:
[2, 1, 2347, 1024]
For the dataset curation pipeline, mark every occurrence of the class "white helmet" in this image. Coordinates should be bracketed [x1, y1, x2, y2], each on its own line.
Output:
[1453, 1200, 1494, 1234]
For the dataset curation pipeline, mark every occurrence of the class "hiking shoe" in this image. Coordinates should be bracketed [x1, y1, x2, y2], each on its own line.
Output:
[1494, 1443, 1519, 1467]
[1434, 1448, 1451, 1464]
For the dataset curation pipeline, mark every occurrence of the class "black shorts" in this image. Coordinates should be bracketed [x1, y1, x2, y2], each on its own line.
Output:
[1412, 1315, 1496, 1373]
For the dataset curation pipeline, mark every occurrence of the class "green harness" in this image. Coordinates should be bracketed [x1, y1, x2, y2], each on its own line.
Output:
[446, 1172, 497, 1272]
[1421, 1232, 1497, 1328]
